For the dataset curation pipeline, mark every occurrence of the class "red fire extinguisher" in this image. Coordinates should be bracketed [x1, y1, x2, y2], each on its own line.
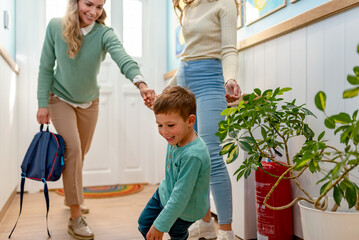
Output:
[255, 158, 293, 240]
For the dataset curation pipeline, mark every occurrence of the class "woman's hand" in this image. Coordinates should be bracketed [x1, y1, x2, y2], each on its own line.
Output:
[139, 84, 156, 108]
[37, 108, 50, 124]
[146, 225, 164, 240]
[225, 79, 242, 103]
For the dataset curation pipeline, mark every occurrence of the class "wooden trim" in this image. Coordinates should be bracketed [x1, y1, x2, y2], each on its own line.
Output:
[163, 69, 177, 80]
[0, 45, 19, 75]
[0, 187, 17, 223]
[237, 0, 359, 51]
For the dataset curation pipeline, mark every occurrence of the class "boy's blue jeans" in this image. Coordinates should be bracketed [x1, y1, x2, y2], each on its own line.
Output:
[177, 59, 233, 225]
[138, 189, 194, 240]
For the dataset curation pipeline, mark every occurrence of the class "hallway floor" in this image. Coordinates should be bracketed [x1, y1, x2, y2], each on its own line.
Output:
[0, 184, 241, 240]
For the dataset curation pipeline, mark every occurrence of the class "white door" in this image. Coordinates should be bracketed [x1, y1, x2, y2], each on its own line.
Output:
[16, 0, 168, 192]
[83, 0, 168, 186]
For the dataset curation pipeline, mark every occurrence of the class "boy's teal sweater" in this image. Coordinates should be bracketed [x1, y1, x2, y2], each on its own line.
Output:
[155, 136, 211, 232]
[37, 18, 142, 108]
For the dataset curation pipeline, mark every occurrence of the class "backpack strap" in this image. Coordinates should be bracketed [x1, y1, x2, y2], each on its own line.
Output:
[39, 131, 51, 180]
[8, 174, 26, 238]
[42, 178, 51, 238]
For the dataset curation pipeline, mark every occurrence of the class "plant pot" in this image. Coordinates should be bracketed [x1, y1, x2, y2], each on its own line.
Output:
[298, 198, 359, 240]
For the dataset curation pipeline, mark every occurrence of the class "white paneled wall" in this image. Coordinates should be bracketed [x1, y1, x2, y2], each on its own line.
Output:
[235, 6, 359, 239]
[0, 57, 18, 212]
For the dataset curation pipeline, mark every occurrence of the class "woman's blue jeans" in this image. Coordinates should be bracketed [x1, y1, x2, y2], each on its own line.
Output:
[177, 59, 233, 225]
[138, 189, 194, 240]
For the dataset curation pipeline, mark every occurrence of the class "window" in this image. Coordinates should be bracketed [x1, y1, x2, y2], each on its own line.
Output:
[123, 0, 142, 58]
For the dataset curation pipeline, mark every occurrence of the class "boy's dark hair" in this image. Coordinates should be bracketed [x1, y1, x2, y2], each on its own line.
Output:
[154, 86, 196, 120]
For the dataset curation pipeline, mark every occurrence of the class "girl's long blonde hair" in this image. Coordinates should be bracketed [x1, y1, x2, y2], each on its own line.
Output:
[62, 0, 107, 59]
[172, 0, 240, 25]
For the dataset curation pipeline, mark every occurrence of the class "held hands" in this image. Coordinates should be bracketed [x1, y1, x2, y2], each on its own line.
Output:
[225, 79, 242, 103]
[138, 83, 156, 109]
[146, 225, 164, 240]
[37, 108, 50, 124]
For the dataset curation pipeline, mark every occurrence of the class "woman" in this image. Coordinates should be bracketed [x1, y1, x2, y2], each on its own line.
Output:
[36, 0, 155, 239]
[169, 0, 241, 239]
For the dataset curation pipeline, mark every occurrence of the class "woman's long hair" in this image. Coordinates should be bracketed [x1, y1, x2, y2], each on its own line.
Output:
[173, 0, 240, 25]
[62, 0, 107, 59]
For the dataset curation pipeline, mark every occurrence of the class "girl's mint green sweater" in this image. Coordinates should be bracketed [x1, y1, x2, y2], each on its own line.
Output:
[37, 18, 142, 108]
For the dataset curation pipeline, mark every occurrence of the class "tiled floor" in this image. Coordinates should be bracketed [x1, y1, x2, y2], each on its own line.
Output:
[0, 184, 241, 240]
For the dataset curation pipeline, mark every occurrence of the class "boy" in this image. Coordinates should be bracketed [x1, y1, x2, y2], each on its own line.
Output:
[138, 86, 211, 240]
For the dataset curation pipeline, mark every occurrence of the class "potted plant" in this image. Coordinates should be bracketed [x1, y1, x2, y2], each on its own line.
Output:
[216, 46, 359, 240]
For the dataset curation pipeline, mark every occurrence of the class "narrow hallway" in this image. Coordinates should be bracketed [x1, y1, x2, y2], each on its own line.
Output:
[0, 185, 241, 240]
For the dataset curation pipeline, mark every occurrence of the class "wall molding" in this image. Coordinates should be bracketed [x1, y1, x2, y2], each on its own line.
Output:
[0, 45, 19, 75]
[0, 188, 16, 223]
[237, 0, 359, 51]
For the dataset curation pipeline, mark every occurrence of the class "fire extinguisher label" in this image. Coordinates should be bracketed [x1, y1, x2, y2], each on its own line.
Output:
[256, 182, 276, 237]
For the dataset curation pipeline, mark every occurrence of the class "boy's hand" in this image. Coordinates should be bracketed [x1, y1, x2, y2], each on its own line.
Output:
[146, 225, 164, 240]
[139, 84, 156, 108]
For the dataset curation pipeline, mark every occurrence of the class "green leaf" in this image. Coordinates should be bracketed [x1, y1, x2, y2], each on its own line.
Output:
[354, 66, 359, 76]
[221, 107, 236, 116]
[309, 159, 320, 173]
[334, 125, 348, 135]
[238, 141, 252, 152]
[233, 164, 245, 176]
[348, 159, 359, 165]
[242, 94, 250, 101]
[340, 180, 350, 191]
[302, 108, 316, 117]
[260, 127, 267, 139]
[236, 170, 245, 181]
[333, 185, 343, 206]
[263, 89, 273, 98]
[249, 93, 256, 103]
[345, 183, 357, 209]
[239, 136, 256, 144]
[347, 75, 359, 85]
[219, 143, 235, 156]
[320, 181, 332, 195]
[278, 87, 292, 95]
[232, 123, 243, 130]
[343, 87, 359, 98]
[244, 167, 252, 178]
[325, 117, 336, 129]
[216, 130, 228, 142]
[272, 87, 280, 98]
[353, 110, 358, 121]
[295, 158, 310, 170]
[317, 131, 325, 141]
[226, 145, 239, 164]
[254, 88, 261, 96]
[332, 113, 352, 124]
[315, 91, 326, 112]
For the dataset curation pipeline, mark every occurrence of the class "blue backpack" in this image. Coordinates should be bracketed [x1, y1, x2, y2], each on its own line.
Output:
[9, 124, 65, 238]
